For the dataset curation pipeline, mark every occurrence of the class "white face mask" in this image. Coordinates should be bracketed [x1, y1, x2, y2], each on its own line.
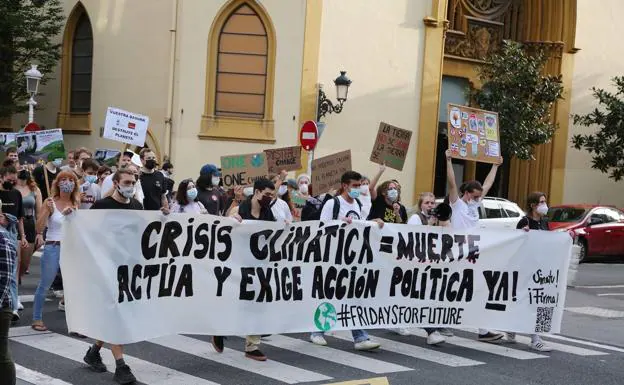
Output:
[536, 203, 549, 215]
[299, 183, 309, 195]
[278, 185, 288, 196]
[359, 185, 369, 195]
[118, 185, 135, 199]
[243, 187, 254, 197]
[212, 177, 220, 186]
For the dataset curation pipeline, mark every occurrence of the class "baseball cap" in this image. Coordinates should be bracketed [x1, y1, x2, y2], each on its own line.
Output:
[200, 164, 221, 177]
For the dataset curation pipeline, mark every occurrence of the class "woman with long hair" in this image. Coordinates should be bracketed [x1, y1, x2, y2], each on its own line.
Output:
[14, 169, 42, 281]
[367, 180, 407, 223]
[171, 179, 207, 213]
[31, 171, 80, 331]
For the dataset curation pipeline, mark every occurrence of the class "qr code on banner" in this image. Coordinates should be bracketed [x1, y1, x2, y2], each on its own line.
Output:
[535, 307, 554, 333]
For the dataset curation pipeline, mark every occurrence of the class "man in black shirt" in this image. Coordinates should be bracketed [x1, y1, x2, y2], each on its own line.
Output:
[212, 178, 275, 362]
[32, 160, 61, 201]
[196, 163, 226, 216]
[83, 169, 141, 384]
[138, 149, 169, 213]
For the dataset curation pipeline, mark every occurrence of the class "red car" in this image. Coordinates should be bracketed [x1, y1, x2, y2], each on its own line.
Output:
[547, 204, 624, 262]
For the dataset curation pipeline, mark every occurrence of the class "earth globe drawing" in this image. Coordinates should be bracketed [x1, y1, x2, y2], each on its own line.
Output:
[251, 154, 264, 168]
[314, 302, 337, 331]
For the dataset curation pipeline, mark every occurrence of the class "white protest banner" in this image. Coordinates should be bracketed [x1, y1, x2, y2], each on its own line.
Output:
[62, 211, 571, 344]
[103, 107, 149, 147]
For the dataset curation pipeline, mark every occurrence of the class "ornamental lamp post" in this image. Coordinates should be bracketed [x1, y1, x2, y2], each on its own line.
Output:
[316, 71, 352, 121]
[24, 64, 43, 124]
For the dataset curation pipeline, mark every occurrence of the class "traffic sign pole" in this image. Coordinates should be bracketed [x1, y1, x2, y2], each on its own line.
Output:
[299, 120, 319, 177]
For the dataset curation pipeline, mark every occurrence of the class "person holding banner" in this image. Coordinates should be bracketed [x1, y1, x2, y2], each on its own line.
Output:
[367, 180, 407, 224]
[171, 179, 207, 214]
[212, 178, 276, 361]
[445, 149, 507, 343]
[31, 171, 80, 331]
[196, 164, 226, 216]
[310, 171, 383, 351]
[82, 168, 142, 384]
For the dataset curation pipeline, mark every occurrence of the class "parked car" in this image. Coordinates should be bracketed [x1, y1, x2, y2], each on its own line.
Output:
[407, 197, 525, 229]
[547, 204, 624, 262]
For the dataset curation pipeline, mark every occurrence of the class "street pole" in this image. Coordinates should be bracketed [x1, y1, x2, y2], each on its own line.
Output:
[27, 95, 37, 123]
[307, 149, 314, 176]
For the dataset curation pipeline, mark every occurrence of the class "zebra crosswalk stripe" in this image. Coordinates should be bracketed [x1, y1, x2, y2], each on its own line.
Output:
[544, 334, 624, 353]
[10, 327, 221, 385]
[513, 335, 608, 356]
[259, 334, 413, 374]
[16, 363, 74, 385]
[149, 335, 332, 384]
[330, 331, 485, 367]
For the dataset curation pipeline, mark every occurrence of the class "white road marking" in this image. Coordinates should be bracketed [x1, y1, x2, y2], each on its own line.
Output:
[514, 335, 608, 356]
[545, 334, 624, 353]
[596, 293, 624, 297]
[574, 285, 624, 289]
[16, 364, 74, 385]
[565, 307, 624, 318]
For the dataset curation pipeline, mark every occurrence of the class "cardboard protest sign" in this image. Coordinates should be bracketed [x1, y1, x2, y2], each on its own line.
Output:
[447, 104, 501, 164]
[220, 152, 269, 188]
[15, 129, 66, 165]
[311, 150, 352, 194]
[103, 107, 149, 147]
[370, 122, 412, 171]
[94, 149, 121, 167]
[264, 146, 302, 174]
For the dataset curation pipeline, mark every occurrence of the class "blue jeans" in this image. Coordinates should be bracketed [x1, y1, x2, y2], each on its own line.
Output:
[311, 329, 369, 343]
[32, 244, 61, 322]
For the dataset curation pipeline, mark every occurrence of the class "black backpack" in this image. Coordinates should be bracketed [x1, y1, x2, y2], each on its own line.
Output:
[330, 196, 362, 220]
[301, 195, 331, 221]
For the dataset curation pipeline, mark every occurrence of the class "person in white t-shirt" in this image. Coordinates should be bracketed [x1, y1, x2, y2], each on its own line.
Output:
[171, 179, 207, 214]
[358, 176, 372, 220]
[310, 171, 384, 352]
[101, 152, 144, 202]
[445, 149, 506, 343]
[78, 159, 101, 210]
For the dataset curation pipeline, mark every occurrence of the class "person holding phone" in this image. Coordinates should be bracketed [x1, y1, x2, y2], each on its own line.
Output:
[31, 171, 80, 332]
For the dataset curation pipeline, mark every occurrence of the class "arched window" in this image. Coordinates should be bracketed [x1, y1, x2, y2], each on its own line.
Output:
[70, 13, 93, 113]
[201, 0, 276, 143]
[57, 2, 93, 133]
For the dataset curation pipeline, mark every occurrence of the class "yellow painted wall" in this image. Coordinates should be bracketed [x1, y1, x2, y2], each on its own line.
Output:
[317, 0, 429, 205]
[565, 0, 624, 206]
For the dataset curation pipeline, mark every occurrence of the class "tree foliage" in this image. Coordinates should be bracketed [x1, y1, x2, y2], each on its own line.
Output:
[571, 76, 624, 181]
[470, 40, 564, 160]
[0, 0, 64, 119]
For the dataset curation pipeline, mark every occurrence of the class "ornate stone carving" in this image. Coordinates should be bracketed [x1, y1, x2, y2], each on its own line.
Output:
[445, 17, 502, 61]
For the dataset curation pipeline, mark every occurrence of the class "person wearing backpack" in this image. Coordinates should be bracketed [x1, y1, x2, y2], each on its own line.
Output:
[309, 171, 383, 351]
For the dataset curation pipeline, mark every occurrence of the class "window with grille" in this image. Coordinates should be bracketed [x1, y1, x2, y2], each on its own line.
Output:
[70, 14, 93, 113]
[215, 4, 267, 119]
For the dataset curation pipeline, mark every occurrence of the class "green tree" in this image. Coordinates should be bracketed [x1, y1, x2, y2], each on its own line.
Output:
[470, 40, 564, 196]
[0, 0, 64, 120]
[571, 77, 624, 181]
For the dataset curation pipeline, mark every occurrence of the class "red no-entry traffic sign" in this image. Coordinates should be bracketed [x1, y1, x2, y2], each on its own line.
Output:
[24, 122, 41, 132]
[299, 120, 318, 151]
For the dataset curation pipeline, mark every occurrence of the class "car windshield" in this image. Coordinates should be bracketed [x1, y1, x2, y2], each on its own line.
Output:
[548, 207, 588, 222]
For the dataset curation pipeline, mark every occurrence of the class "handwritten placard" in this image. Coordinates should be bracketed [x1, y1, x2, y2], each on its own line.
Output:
[311, 150, 352, 194]
[264, 146, 302, 174]
[370, 122, 412, 171]
[220, 152, 269, 188]
[447, 104, 501, 164]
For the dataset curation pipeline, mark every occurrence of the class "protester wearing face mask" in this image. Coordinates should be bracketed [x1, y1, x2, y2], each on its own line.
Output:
[83, 169, 143, 384]
[139, 148, 169, 214]
[196, 164, 226, 216]
[14, 169, 42, 282]
[101, 151, 135, 195]
[31, 172, 80, 331]
[359, 176, 372, 219]
[79, 159, 102, 210]
[291, 174, 310, 220]
[367, 180, 407, 224]
[171, 179, 207, 214]
[212, 178, 276, 362]
[445, 149, 506, 343]
[32, 158, 61, 200]
[270, 171, 292, 223]
[0, 210, 18, 384]
[503, 192, 553, 352]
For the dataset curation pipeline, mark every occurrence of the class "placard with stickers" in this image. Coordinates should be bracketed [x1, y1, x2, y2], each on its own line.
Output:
[446, 103, 501, 164]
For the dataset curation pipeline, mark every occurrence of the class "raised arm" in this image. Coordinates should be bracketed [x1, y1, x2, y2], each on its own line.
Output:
[369, 164, 386, 200]
[445, 150, 459, 204]
[481, 156, 503, 197]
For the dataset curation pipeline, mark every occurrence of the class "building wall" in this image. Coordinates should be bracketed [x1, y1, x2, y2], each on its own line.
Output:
[317, 0, 429, 205]
[565, 0, 624, 206]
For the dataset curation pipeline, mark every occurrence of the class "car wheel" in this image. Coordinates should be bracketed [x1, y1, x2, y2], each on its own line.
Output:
[578, 239, 588, 263]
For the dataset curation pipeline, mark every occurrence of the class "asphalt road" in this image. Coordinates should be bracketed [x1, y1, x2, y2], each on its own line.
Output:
[9, 255, 624, 385]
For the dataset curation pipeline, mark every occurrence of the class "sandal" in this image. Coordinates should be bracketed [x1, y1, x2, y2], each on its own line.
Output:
[31, 323, 48, 332]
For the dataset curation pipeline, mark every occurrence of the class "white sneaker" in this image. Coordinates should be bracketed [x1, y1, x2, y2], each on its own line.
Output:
[427, 331, 446, 345]
[17, 301, 24, 311]
[506, 332, 517, 343]
[354, 340, 381, 351]
[391, 328, 410, 336]
[310, 335, 327, 346]
[530, 340, 553, 352]
[53, 290, 64, 298]
[58, 301, 65, 312]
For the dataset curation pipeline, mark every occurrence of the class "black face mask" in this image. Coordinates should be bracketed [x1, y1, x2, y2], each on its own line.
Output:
[2, 181, 14, 190]
[145, 159, 157, 170]
[18, 170, 30, 180]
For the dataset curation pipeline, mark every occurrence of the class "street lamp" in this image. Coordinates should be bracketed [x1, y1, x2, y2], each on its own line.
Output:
[24, 64, 43, 124]
[317, 71, 352, 121]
